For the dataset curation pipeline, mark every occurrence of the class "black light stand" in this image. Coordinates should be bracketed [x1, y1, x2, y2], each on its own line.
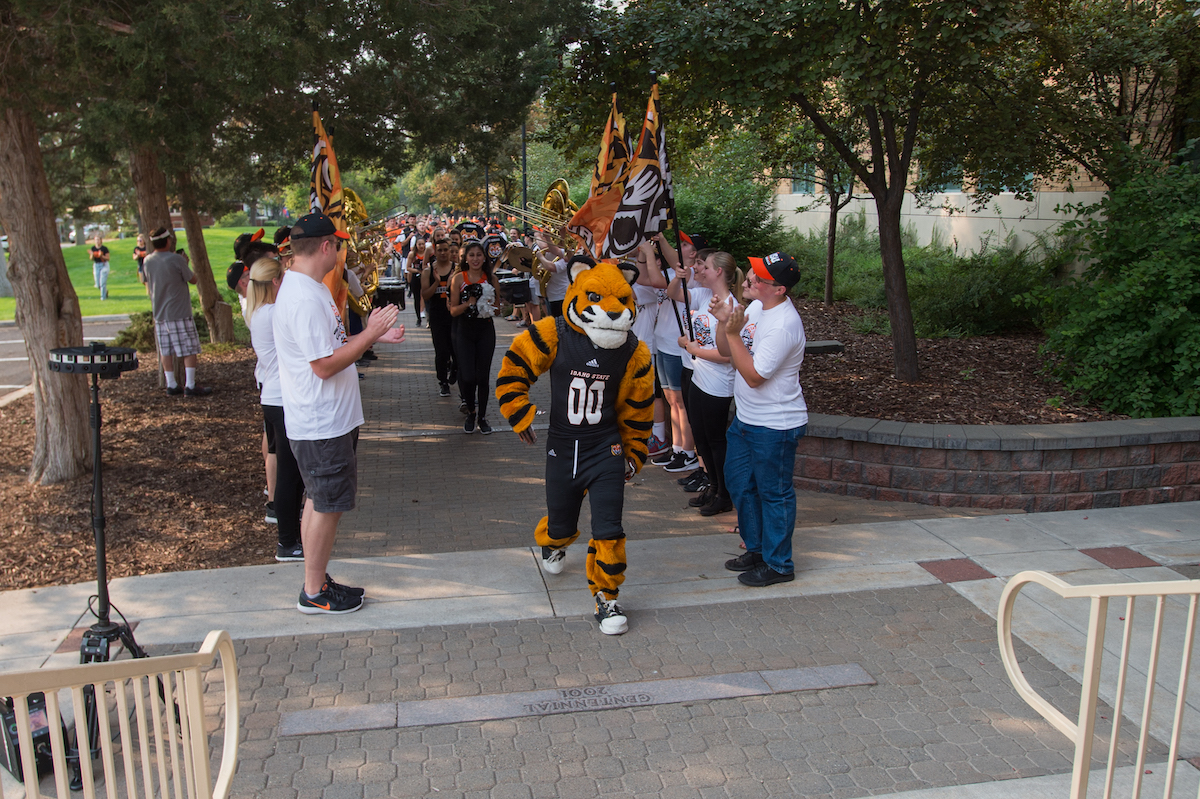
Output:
[48, 342, 145, 785]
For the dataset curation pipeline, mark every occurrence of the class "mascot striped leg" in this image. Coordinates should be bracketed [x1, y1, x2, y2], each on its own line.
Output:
[533, 515, 581, 551]
[587, 536, 627, 599]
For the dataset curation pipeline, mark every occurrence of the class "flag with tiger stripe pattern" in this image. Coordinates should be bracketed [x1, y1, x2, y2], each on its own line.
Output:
[310, 110, 349, 315]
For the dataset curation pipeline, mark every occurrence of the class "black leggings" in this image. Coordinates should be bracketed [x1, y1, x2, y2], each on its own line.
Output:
[428, 309, 455, 385]
[687, 385, 733, 501]
[262, 404, 303, 548]
[453, 316, 496, 417]
[408, 273, 422, 318]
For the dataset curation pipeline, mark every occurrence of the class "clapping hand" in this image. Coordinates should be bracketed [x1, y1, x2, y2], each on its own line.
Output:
[724, 304, 747, 337]
[709, 296, 732, 323]
[377, 324, 405, 344]
[366, 304, 401, 341]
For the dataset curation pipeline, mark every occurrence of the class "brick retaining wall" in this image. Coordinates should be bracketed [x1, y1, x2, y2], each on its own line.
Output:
[794, 414, 1200, 512]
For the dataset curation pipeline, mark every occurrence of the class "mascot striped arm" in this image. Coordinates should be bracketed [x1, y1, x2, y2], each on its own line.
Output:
[496, 257, 654, 634]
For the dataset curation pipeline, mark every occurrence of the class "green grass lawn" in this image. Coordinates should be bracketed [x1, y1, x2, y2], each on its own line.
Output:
[0, 227, 264, 322]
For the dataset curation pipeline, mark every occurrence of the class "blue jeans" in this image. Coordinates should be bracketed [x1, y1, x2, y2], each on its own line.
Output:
[93, 263, 109, 299]
[724, 418, 807, 574]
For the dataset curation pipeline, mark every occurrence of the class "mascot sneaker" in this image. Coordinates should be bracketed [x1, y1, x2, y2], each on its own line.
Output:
[594, 593, 628, 635]
[541, 546, 567, 574]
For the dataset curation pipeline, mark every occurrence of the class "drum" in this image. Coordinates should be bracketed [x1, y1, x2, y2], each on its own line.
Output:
[374, 277, 407, 308]
[499, 276, 531, 305]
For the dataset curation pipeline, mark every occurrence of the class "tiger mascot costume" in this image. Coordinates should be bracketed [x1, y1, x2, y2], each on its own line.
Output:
[496, 256, 654, 635]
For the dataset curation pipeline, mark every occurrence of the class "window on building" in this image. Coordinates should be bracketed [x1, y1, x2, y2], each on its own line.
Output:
[920, 164, 962, 193]
[790, 167, 815, 194]
[1000, 173, 1037, 193]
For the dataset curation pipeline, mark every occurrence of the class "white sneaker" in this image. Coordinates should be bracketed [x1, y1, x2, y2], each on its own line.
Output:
[594, 593, 628, 635]
[541, 546, 566, 575]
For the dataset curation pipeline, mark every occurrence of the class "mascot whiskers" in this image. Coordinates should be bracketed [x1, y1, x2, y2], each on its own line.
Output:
[496, 256, 654, 634]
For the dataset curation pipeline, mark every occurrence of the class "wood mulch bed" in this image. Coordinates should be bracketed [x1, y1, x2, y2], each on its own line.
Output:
[0, 303, 1124, 591]
[0, 348, 268, 592]
[799, 301, 1125, 425]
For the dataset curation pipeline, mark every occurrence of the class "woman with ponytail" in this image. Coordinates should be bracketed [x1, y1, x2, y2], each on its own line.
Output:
[667, 251, 742, 516]
[246, 257, 306, 561]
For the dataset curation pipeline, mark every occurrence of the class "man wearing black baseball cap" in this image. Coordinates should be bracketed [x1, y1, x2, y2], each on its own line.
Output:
[273, 212, 405, 614]
[710, 251, 808, 587]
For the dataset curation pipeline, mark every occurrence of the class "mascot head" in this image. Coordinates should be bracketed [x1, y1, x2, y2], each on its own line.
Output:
[564, 255, 640, 349]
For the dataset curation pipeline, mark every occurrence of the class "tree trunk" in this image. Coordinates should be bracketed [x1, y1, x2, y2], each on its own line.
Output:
[824, 192, 839, 306]
[875, 193, 920, 382]
[0, 244, 12, 298]
[73, 218, 84, 247]
[177, 170, 233, 343]
[0, 107, 90, 484]
[128, 145, 172, 234]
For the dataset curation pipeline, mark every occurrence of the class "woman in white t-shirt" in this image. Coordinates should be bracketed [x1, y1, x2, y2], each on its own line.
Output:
[535, 230, 569, 317]
[246, 257, 306, 562]
[631, 242, 669, 455]
[668, 251, 741, 516]
[644, 242, 697, 472]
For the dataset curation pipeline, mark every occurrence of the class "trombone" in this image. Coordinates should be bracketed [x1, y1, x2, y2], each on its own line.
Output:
[498, 179, 580, 250]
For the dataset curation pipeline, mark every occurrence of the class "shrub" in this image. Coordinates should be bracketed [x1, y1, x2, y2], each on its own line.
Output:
[113, 311, 157, 352]
[905, 233, 1067, 337]
[1027, 142, 1200, 417]
[216, 210, 250, 228]
[780, 209, 1059, 336]
[673, 131, 782, 259]
[114, 293, 250, 353]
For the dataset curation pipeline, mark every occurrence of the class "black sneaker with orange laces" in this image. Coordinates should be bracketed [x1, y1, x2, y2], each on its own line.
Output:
[297, 581, 363, 614]
[325, 573, 365, 598]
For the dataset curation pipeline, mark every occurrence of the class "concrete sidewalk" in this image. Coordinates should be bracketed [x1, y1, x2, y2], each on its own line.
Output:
[4, 503, 1198, 666]
[5, 301, 1200, 798]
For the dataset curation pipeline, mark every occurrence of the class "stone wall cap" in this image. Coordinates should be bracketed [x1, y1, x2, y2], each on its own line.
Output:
[866, 420, 905, 445]
[804, 414, 1200, 451]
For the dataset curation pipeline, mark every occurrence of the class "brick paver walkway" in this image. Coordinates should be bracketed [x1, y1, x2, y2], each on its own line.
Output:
[165, 583, 1156, 798]
[341, 305, 998, 558]
[132, 302, 1174, 799]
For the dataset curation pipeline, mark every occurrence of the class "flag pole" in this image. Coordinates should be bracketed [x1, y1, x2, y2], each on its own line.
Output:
[650, 72, 694, 342]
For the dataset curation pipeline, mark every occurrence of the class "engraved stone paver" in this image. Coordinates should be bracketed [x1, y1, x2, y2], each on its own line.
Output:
[281, 666, 875, 734]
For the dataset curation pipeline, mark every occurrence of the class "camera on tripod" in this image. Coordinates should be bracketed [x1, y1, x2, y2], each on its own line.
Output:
[0, 692, 60, 781]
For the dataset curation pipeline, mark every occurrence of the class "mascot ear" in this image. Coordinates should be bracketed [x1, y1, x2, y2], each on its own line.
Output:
[618, 260, 640, 286]
[567, 254, 597, 284]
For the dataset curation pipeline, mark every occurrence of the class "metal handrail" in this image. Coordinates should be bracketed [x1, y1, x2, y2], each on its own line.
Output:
[0, 629, 239, 799]
[999, 571, 1200, 799]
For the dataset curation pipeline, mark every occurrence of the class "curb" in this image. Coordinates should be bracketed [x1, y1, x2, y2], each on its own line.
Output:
[0, 314, 130, 329]
[0, 385, 33, 406]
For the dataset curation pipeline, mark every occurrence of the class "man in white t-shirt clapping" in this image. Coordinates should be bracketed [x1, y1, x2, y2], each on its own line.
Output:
[274, 212, 405, 614]
[711, 251, 808, 587]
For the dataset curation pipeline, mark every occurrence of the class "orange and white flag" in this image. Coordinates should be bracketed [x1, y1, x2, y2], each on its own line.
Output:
[569, 84, 675, 260]
[310, 110, 348, 313]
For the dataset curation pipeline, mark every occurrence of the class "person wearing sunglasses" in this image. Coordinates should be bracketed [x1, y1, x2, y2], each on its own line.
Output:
[274, 212, 405, 614]
[710, 252, 808, 588]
